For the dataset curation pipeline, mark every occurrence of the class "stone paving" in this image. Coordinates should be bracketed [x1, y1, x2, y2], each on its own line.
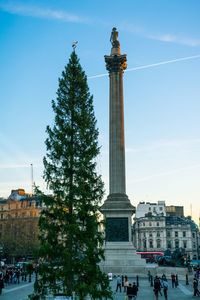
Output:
[0, 274, 198, 300]
[0, 281, 34, 300]
[111, 276, 197, 300]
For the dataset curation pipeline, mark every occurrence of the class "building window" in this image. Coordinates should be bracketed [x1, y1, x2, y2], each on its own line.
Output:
[159, 207, 163, 211]
[167, 240, 171, 249]
[143, 240, 146, 248]
[183, 241, 187, 248]
[143, 232, 146, 237]
[143, 223, 145, 227]
[149, 222, 152, 227]
[157, 239, 161, 248]
[167, 231, 171, 237]
[156, 222, 159, 227]
[183, 231, 186, 237]
[157, 232, 160, 237]
[192, 233, 196, 239]
[193, 242, 196, 249]
[0, 214, 3, 219]
[149, 207, 151, 211]
[149, 233, 153, 238]
[175, 240, 179, 248]
[149, 240, 153, 248]
[175, 231, 178, 237]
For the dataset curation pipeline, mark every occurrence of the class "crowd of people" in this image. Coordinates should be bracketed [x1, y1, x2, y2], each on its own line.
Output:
[114, 270, 200, 299]
[0, 264, 35, 295]
[115, 273, 174, 300]
[1, 265, 200, 298]
[115, 275, 138, 299]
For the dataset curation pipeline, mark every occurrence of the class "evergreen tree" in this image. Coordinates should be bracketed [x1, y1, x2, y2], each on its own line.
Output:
[35, 50, 112, 299]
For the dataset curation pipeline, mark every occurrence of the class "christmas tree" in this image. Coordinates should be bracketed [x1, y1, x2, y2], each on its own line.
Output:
[35, 50, 112, 300]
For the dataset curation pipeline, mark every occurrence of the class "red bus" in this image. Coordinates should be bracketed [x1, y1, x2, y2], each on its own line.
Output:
[136, 251, 164, 263]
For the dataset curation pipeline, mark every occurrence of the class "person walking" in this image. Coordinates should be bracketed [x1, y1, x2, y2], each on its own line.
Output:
[154, 276, 162, 300]
[116, 275, 122, 292]
[127, 282, 138, 300]
[171, 273, 176, 288]
[162, 279, 169, 300]
[124, 276, 129, 292]
[193, 277, 200, 296]
[122, 275, 124, 290]
[131, 282, 138, 299]
[16, 269, 20, 284]
[0, 274, 4, 295]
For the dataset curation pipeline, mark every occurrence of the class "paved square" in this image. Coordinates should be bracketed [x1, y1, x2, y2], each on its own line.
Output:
[111, 276, 195, 300]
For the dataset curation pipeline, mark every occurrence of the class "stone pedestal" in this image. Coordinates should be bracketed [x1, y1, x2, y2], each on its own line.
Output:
[100, 193, 146, 276]
[101, 242, 146, 276]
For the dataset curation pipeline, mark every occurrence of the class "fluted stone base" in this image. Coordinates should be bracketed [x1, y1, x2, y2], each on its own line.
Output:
[100, 242, 147, 276]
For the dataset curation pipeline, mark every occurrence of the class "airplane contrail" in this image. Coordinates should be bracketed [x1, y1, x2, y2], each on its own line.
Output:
[88, 54, 200, 79]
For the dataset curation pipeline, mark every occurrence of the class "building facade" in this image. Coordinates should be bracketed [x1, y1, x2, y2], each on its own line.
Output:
[133, 201, 199, 259]
[0, 189, 42, 262]
[133, 215, 166, 252]
[136, 201, 166, 219]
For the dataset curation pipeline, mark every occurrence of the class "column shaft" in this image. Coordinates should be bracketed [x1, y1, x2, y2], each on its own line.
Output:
[109, 72, 126, 194]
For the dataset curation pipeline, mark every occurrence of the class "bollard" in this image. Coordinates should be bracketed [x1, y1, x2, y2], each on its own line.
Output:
[150, 275, 153, 287]
[186, 274, 189, 285]
[136, 275, 139, 287]
[148, 270, 151, 282]
[175, 274, 179, 287]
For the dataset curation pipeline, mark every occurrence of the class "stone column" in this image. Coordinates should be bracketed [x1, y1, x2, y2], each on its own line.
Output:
[100, 28, 146, 275]
[106, 54, 127, 194]
[101, 28, 135, 243]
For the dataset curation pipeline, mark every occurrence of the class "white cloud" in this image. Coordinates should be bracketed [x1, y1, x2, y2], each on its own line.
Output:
[1, 4, 199, 47]
[129, 163, 200, 183]
[126, 138, 200, 154]
[120, 22, 200, 47]
[0, 2, 90, 23]
[149, 33, 200, 47]
[120, 21, 144, 35]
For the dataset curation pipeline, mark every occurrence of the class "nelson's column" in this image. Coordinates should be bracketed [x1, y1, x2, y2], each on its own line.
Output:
[100, 28, 146, 275]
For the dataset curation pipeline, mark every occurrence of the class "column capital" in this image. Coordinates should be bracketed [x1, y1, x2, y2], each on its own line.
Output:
[104, 54, 127, 73]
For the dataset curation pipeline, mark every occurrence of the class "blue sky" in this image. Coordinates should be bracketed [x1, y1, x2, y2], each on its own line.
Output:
[0, 0, 200, 222]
